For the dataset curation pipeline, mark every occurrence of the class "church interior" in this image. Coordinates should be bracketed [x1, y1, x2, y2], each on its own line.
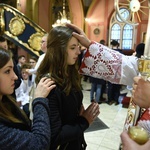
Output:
[0, 0, 150, 150]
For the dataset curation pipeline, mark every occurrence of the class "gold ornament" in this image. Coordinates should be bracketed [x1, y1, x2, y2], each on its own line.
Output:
[9, 17, 25, 36]
[28, 33, 43, 51]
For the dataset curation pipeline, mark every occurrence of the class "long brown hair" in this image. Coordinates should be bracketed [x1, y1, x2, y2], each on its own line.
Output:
[36, 26, 82, 95]
[0, 48, 29, 125]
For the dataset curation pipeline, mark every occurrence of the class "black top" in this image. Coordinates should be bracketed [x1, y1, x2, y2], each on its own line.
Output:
[47, 87, 89, 150]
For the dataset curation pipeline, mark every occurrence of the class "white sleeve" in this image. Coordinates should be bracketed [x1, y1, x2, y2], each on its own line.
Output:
[120, 55, 138, 85]
[15, 81, 30, 105]
[79, 42, 139, 86]
[15, 81, 24, 102]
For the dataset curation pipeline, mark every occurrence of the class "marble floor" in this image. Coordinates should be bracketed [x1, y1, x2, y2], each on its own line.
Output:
[82, 80, 128, 150]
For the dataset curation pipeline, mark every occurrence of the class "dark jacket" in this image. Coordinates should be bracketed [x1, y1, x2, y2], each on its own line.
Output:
[0, 96, 51, 150]
[90, 77, 106, 84]
[47, 87, 89, 150]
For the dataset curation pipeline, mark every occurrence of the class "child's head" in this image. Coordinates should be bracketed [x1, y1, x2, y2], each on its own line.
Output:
[29, 56, 38, 68]
[21, 63, 31, 80]
[18, 55, 26, 65]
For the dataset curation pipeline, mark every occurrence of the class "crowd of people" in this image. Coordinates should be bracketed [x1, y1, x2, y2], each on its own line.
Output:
[0, 23, 149, 150]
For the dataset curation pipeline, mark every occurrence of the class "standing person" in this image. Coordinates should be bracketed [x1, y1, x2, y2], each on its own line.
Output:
[0, 36, 21, 99]
[17, 55, 26, 78]
[36, 26, 100, 150]
[0, 48, 56, 149]
[135, 43, 145, 58]
[29, 56, 38, 70]
[25, 34, 48, 119]
[26, 34, 48, 78]
[90, 76, 105, 104]
[28, 56, 38, 84]
[15, 63, 33, 117]
[107, 40, 122, 105]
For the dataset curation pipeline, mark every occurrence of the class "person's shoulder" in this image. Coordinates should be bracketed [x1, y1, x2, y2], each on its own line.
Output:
[47, 85, 61, 97]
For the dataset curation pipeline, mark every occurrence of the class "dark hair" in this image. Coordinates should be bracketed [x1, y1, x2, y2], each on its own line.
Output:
[18, 55, 25, 59]
[0, 48, 29, 124]
[110, 40, 119, 46]
[135, 43, 145, 58]
[29, 56, 38, 62]
[21, 63, 31, 71]
[0, 48, 12, 69]
[36, 26, 81, 95]
[100, 39, 105, 45]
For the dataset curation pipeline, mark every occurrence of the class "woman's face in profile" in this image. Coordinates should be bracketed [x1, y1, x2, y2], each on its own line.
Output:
[0, 59, 17, 99]
[66, 37, 81, 65]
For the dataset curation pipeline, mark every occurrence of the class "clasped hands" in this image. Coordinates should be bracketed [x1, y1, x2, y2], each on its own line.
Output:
[79, 102, 100, 125]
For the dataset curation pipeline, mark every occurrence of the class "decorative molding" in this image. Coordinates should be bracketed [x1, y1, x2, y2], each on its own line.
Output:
[93, 28, 100, 35]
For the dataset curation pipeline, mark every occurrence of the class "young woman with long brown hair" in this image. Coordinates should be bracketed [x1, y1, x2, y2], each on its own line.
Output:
[36, 26, 100, 150]
[0, 48, 56, 149]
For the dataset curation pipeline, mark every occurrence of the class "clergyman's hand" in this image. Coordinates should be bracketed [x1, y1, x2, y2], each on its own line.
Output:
[66, 23, 91, 48]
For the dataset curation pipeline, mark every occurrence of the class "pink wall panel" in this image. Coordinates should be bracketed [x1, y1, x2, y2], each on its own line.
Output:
[85, 0, 107, 42]
[38, 0, 50, 32]
[68, 0, 84, 29]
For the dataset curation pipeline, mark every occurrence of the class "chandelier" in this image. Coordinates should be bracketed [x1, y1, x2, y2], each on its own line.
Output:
[52, 0, 71, 28]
